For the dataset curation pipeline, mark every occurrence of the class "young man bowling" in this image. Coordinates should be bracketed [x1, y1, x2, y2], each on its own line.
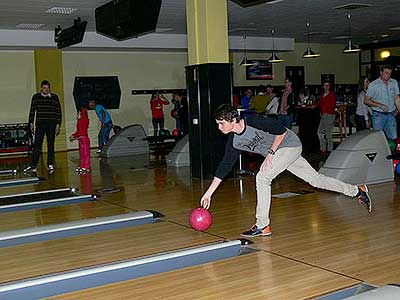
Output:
[200, 104, 372, 237]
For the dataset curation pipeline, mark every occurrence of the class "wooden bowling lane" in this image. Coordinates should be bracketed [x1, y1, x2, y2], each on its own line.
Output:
[0, 222, 219, 284]
[105, 168, 314, 223]
[3, 151, 400, 290]
[0, 181, 46, 196]
[48, 251, 359, 300]
[120, 168, 400, 287]
[248, 182, 400, 286]
[0, 200, 131, 231]
[189, 179, 400, 286]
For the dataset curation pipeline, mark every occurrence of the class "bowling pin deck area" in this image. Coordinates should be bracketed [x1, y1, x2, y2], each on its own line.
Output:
[0, 151, 399, 299]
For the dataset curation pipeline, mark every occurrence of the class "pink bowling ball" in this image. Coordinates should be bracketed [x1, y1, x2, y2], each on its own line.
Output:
[189, 207, 213, 231]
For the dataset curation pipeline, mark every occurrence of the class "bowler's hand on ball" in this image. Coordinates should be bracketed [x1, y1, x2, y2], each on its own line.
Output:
[200, 194, 212, 210]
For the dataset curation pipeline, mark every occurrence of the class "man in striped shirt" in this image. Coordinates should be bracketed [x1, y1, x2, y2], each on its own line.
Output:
[24, 80, 62, 173]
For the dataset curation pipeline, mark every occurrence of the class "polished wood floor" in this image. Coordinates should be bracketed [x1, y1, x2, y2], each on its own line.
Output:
[0, 150, 399, 299]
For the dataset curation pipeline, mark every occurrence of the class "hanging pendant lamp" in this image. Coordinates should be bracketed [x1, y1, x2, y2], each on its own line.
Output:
[303, 22, 320, 58]
[240, 35, 254, 66]
[268, 29, 284, 63]
[343, 14, 361, 53]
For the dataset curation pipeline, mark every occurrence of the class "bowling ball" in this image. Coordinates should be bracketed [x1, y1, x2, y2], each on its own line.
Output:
[159, 129, 170, 136]
[396, 163, 400, 175]
[388, 139, 396, 151]
[171, 109, 178, 119]
[189, 207, 212, 231]
[172, 128, 180, 137]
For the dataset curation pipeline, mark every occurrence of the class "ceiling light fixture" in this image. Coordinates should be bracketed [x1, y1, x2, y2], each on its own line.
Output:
[334, 3, 372, 10]
[240, 35, 254, 67]
[16, 23, 45, 29]
[343, 14, 361, 53]
[155, 27, 174, 33]
[380, 50, 391, 59]
[303, 22, 320, 58]
[268, 29, 284, 63]
[46, 7, 78, 14]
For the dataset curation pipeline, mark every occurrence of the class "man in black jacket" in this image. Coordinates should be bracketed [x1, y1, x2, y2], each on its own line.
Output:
[200, 104, 372, 237]
[24, 80, 62, 173]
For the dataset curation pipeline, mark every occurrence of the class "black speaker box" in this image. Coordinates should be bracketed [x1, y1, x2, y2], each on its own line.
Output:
[56, 20, 87, 49]
[73, 76, 121, 111]
[231, 0, 277, 7]
[95, 0, 162, 41]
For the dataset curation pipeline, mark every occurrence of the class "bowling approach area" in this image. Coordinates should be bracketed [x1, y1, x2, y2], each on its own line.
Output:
[0, 151, 399, 299]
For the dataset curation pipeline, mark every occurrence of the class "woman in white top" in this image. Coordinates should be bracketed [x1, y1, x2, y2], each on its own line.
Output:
[265, 84, 279, 119]
[355, 77, 370, 131]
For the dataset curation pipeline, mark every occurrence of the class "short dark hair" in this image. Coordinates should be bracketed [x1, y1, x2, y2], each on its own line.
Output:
[214, 104, 240, 123]
[285, 77, 293, 83]
[41, 80, 50, 87]
[322, 81, 331, 90]
[381, 64, 393, 72]
[266, 84, 273, 90]
[358, 76, 369, 92]
[174, 91, 185, 97]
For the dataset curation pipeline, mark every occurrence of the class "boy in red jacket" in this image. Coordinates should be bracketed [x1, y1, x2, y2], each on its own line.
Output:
[70, 108, 91, 174]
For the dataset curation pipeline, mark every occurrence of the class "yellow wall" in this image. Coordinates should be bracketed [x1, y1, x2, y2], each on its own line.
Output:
[186, 0, 229, 65]
[34, 49, 67, 152]
[0, 51, 35, 123]
[62, 51, 188, 149]
[233, 43, 359, 86]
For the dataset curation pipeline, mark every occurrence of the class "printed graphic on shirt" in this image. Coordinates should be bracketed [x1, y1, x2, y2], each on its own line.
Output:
[241, 131, 263, 151]
[233, 127, 276, 156]
[232, 125, 301, 157]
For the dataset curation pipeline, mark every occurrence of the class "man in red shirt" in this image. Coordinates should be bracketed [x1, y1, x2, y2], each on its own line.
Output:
[150, 93, 170, 136]
[317, 81, 336, 152]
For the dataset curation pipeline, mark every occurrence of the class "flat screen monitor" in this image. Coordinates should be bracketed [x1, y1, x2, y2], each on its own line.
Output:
[246, 60, 273, 80]
[73, 76, 121, 111]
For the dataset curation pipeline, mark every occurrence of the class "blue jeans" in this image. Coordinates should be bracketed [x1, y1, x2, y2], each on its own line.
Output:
[98, 122, 113, 150]
[278, 114, 293, 129]
[371, 110, 397, 139]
